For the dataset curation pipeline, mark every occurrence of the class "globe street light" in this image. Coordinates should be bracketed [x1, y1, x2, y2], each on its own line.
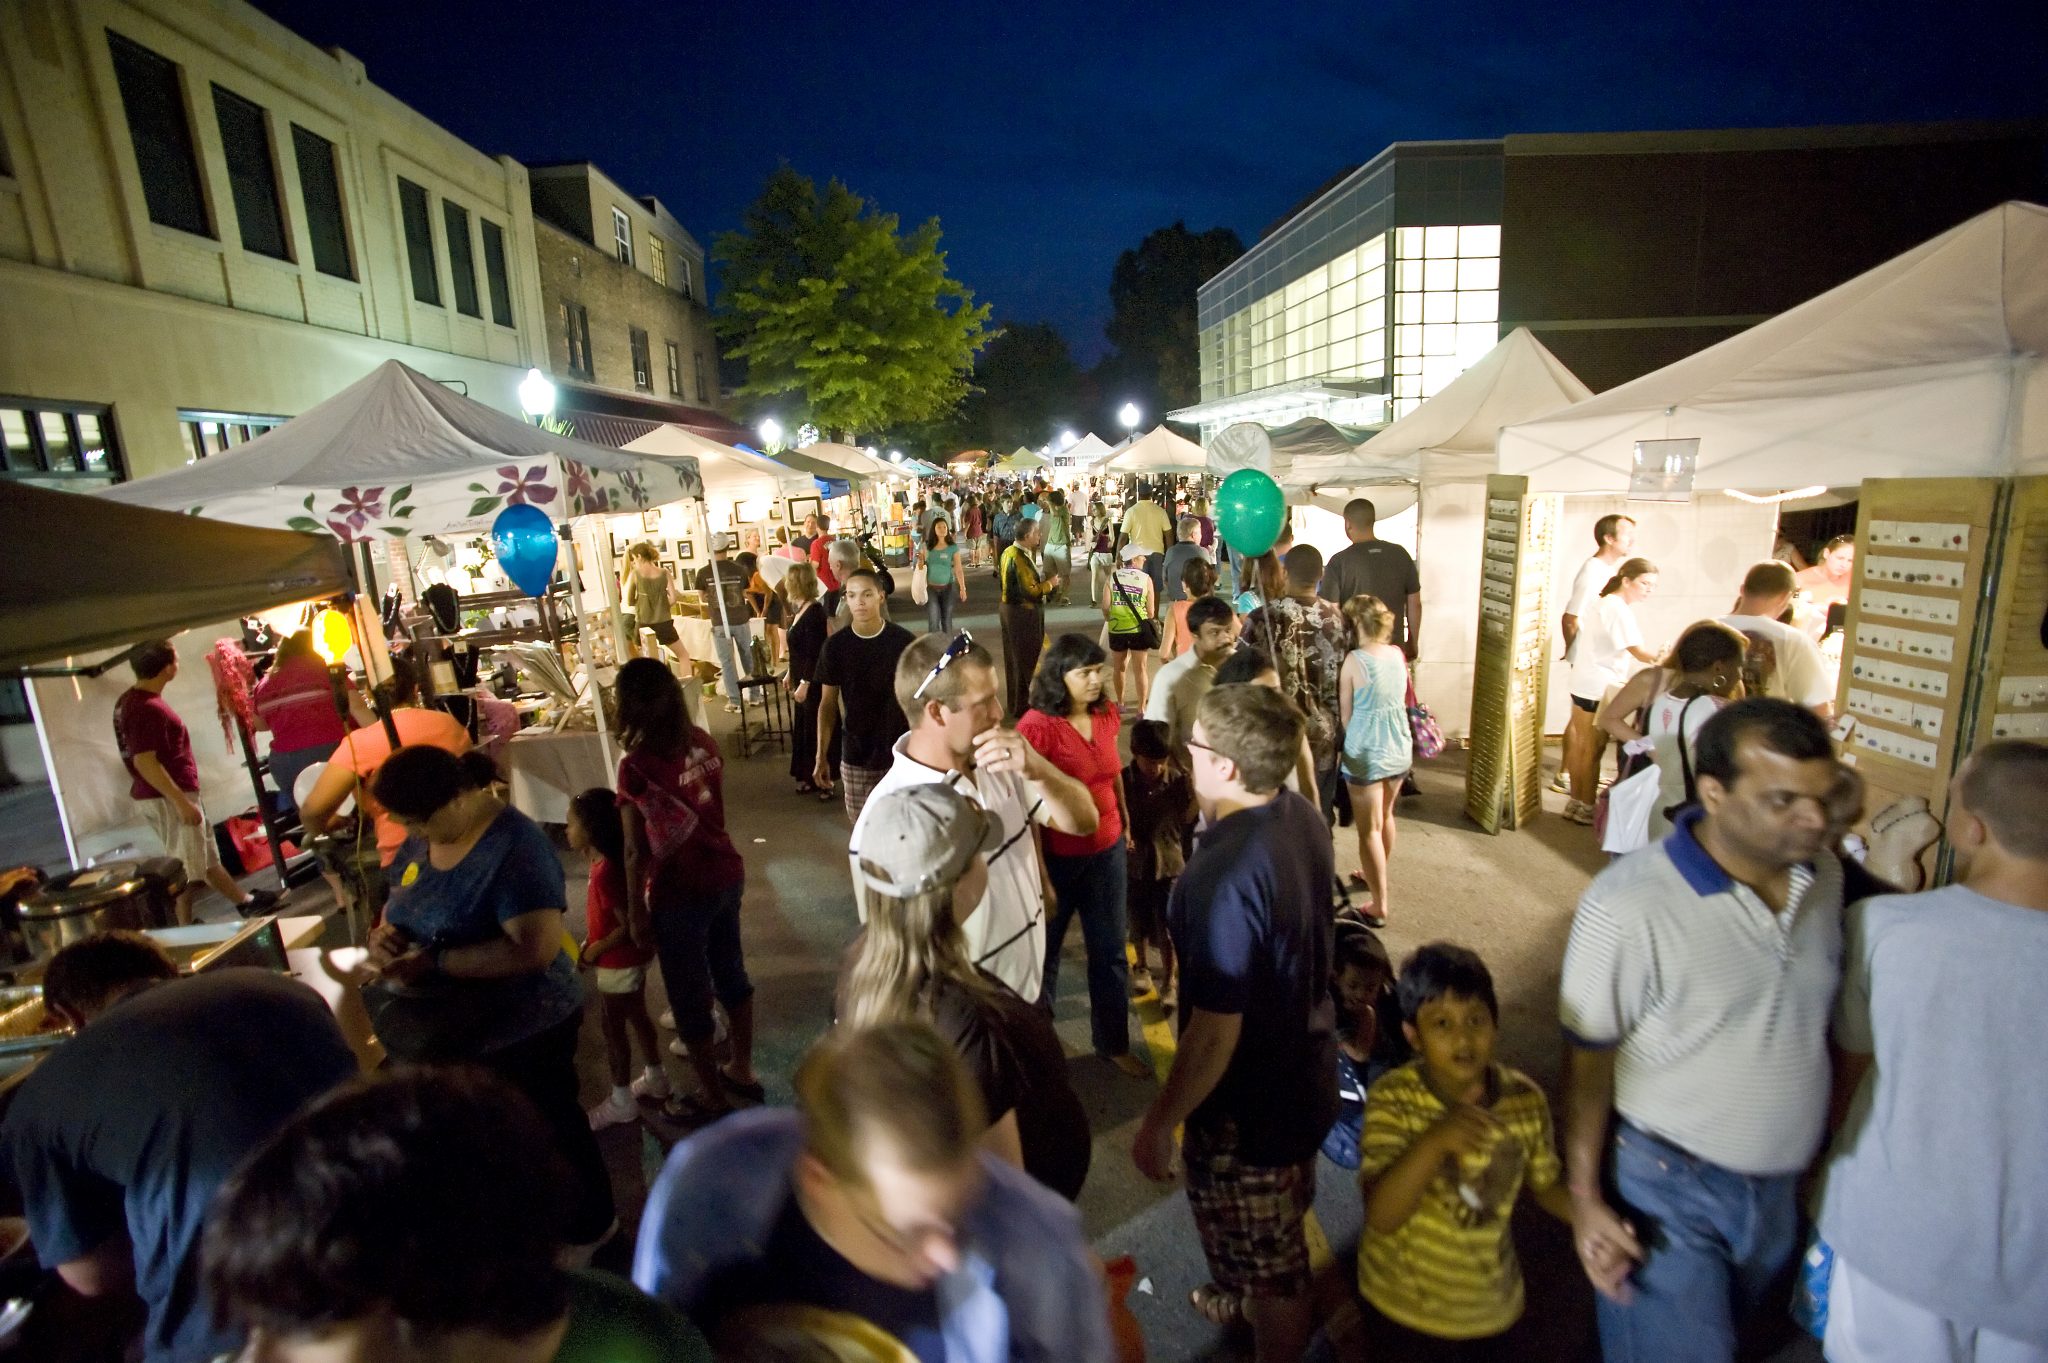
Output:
[517, 368, 556, 424]
[757, 416, 783, 449]
[1118, 402, 1141, 435]
[1058, 430, 1078, 450]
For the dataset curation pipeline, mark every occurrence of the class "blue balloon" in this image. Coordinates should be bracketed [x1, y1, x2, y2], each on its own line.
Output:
[490, 503, 559, 597]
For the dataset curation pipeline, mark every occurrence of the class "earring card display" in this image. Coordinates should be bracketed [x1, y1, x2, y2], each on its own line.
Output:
[1973, 477, 2048, 748]
[1832, 478, 2002, 865]
[1465, 475, 1559, 834]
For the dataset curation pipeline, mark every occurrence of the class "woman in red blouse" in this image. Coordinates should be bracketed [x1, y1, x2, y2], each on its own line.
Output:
[1017, 633, 1143, 1074]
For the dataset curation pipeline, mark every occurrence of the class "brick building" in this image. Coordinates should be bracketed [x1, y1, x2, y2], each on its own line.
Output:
[526, 162, 736, 446]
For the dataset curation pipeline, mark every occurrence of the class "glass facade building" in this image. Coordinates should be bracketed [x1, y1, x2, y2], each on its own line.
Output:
[1184, 141, 1505, 439]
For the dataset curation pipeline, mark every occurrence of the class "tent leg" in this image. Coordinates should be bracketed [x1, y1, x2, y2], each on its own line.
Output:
[560, 525, 615, 779]
[24, 681, 79, 868]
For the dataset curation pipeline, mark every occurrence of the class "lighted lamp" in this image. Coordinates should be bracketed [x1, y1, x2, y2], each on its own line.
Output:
[312, 607, 354, 665]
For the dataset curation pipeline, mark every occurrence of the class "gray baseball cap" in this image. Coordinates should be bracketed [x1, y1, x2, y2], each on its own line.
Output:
[855, 783, 1002, 898]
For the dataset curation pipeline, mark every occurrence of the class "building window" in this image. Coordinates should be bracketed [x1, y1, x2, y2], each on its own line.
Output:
[678, 256, 694, 302]
[665, 341, 681, 396]
[396, 178, 439, 306]
[443, 201, 480, 317]
[211, 86, 287, 260]
[1, 399, 122, 480]
[693, 350, 708, 403]
[480, 219, 514, 327]
[561, 303, 592, 380]
[629, 327, 652, 391]
[177, 409, 286, 462]
[649, 235, 667, 287]
[612, 207, 633, 266]
[291, 125, 352, 279]
[106, 31, 211, 238]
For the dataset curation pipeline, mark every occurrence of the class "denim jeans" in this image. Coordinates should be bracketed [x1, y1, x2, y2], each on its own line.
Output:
[708, 624, 752, 705]
[1042, 840, 1132, 1057]
[650, 878, 751, 1045]
[1597, 1122, 1801, 1363]
[926, 581, 958, 634]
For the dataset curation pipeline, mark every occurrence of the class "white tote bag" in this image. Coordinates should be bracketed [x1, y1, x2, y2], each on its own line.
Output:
[1600, 762, 1662, 855]
[909, 560, 929, 606]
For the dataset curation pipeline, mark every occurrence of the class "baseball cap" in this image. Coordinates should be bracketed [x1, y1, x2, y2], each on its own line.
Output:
[1120, 541, 1150, 561]
[854, 783, 1002, 898]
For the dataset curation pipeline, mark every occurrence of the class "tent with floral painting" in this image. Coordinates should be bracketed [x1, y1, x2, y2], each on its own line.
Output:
[97, 359, 703, 535]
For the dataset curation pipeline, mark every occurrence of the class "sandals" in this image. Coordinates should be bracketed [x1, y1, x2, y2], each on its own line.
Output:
[1189, 1282, 1245, 1328]
[719, 1069, 767, 1103]
[662, 1092, 734, 1125]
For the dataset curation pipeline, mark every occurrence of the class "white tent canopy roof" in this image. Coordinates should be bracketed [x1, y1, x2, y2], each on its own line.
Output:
[100, 360, 703, 536]
[1062, 433, 1114, 467]
[1499, 201, 2048, 492]
[623, 424, 806, 494]
[802, 442, 892, 480]
[1106, 425, 1207, 476]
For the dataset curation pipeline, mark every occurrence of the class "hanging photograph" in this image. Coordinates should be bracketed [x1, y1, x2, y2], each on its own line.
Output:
[675, 539, 694, 562]
[641, 510, 661, 532]
[786, 495, 822, 526]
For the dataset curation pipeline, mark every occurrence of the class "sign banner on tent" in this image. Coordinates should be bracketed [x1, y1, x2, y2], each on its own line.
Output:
[1630, 439, 1699, 501]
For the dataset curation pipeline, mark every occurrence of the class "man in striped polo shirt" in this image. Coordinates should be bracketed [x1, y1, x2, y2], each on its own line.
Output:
[1559, 698, 1844, 1363]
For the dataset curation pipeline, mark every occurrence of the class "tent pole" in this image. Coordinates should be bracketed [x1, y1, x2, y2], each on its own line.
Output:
[559, 523, 615, 779]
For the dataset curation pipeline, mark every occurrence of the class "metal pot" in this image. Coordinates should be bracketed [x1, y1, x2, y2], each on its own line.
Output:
[18, 859, 185, 961]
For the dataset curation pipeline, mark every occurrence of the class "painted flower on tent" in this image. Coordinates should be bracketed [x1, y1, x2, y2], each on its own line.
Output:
[330, 486, 385, 532]
[562, 461, 596, 513]
[615, 469, 649, 508]
[495, 465, 559, 507]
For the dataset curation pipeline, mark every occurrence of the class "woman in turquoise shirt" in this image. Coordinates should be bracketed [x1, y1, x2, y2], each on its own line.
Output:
[920, 515, 966, 633]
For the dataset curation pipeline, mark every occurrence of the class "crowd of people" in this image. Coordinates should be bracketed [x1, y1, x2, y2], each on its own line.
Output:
[8, 472, 2044, 1363]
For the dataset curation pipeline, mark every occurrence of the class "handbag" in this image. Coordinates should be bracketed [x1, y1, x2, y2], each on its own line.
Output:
[910, 559, 929, 606]
[362, 971, 504, 1063]
[1599, 762, 1662, 854]
[1112, 576, 1161, 651]
[1403, 669, 1445, 759]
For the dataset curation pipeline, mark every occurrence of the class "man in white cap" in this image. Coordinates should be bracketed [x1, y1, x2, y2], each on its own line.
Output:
[849, 632, 1097, 1003]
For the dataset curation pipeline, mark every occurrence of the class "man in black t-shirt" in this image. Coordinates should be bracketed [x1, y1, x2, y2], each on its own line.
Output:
[1134, 684, 1336, 1363]
[814, 569, 914, 824]
[1319, 497, 1421, 658]
[696, 553, 758, 715]
[1, 934, 356, 1362]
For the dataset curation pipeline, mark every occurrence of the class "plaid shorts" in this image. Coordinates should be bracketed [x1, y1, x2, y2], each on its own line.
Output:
[841, 763, 888, 825]
[1183, 1118, 1317, 1298]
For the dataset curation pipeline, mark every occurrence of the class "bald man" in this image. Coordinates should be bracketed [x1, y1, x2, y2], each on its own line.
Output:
[1818, 740, 2048, 1363]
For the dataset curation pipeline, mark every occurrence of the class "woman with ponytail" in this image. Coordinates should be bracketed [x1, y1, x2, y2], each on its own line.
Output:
[1562, 557, 1660, 824]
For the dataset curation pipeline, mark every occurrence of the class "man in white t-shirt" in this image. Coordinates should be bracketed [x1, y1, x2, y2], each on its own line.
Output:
[848, 631, 1098, 1003]
[1720, 561, 1836, 717]
[1557, 515, 1635, 793]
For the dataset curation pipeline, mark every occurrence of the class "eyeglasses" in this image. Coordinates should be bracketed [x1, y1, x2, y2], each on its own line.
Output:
[1185, 738, 1217, 756]
[913, 629, 975, 700]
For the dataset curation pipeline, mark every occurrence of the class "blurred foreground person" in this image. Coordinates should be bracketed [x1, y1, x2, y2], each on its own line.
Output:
[634, 1020, 1110, 1362]
[203, 1067, 707, 1363]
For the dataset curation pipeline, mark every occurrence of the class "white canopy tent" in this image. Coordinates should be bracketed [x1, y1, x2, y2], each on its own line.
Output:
[1499, 201, 2048, 492]
[624, 424, 807, 497]
[1060, 433, 1114, 469]
[802, 442, 894, 481]
[1105, 425, 1207, 476]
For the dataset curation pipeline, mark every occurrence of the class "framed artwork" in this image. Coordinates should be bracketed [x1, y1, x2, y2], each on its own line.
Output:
[786, 495, 822, 526]
[611, 532, 637, 559]
[768, 504, 782, 520]
[641, 510, 661, 532]
[660, 557, 680, 578]
[675, 539, 694, 561]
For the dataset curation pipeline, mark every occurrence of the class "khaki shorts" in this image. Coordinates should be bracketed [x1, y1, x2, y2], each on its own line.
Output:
[141, 795, 217, 881]
[595, 964, 647, 994]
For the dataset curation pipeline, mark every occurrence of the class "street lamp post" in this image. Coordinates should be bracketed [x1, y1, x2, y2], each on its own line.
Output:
[757, 417, 784, 451]
[518, 368, 557, 426]
[1118, 402, 1141, 443]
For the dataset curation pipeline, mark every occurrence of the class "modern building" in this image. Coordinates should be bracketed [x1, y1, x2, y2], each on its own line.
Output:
[1180, 122, 2048, 441]
[0, 0, 557, 486]
[526, 162, 735, 446]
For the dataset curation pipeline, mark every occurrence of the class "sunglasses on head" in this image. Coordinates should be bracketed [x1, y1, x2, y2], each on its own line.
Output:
[913, 630, 975, 700]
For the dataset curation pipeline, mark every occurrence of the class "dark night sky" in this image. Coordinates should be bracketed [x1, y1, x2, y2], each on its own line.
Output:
[249, 0, 2046, 365]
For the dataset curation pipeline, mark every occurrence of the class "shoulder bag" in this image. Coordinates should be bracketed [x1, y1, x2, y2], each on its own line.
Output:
[910, 557, 929, 606]
[1112, 575, 1161, 651]
[1403, 665, 1444, 760]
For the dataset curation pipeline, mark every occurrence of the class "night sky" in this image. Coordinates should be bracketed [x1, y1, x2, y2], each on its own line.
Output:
[249, 0, 2046, 365]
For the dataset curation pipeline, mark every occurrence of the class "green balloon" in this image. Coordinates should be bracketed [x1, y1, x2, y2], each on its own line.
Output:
[1215, 469, 1287, 558]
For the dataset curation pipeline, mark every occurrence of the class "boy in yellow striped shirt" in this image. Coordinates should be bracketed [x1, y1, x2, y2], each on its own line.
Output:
[1357, 943, 1574, 1359]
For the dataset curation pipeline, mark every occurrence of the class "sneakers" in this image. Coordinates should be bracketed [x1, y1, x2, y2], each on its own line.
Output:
[658, 1009, 676, 1031]
[631, 1066, 671, 1101]
[1562, 799, 1597, 826]
[586, 1089, 638, 1131]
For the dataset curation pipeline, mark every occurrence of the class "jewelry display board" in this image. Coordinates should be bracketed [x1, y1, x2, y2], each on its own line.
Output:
[1972, 477, 2048, 750]
[1832, 478, 2002, 864]
[1465, 475, 1559, 833]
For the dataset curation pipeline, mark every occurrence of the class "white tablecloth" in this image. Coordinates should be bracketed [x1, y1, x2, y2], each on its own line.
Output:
[504, 729, 612, 825]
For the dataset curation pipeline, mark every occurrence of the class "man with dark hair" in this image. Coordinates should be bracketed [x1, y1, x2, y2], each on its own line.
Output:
[815, 569, 915, 824]
[1135, 684, 1336, 1363]
[696, 548, 758, 715]
[808, 513, 841, 590]
[112, 640, 278, 923]
[204, 1067, 705, 1362]
[850, 633, 1096, 1001]
[997, 515, 1061, 719]
[1246, 545, 1349, 821]
[1145, 594, 1237, 757]
[636, 1021, 1109, 1361]
[1554, 514, 1636, 794]
[1721, 561, 1835, 715]
[0, 933, 355, 1362]
[1560, 697, 1844, 1363]
[1320, 498, 1422, 658]
[1817, 739, 2048, 1363]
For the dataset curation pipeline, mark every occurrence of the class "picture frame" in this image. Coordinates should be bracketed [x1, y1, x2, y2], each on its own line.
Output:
[641, 510, 661, 532]
[786, 495, 822, 526]
[675, 539, 694, 561]
[768, 504, 782, 520]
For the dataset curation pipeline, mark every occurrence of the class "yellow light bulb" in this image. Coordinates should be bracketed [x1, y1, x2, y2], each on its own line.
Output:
[312, 608, 353, 665]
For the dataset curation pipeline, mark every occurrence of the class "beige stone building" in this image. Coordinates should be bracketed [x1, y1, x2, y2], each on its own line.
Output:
[527, 162, 736, 445]
[0, 0, 554, 485]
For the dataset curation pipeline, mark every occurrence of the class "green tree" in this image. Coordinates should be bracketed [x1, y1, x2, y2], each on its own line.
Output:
[1105, 222, 1245, 411]
[957, 321, 1085, 453]
[715, 168, 991, 440]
